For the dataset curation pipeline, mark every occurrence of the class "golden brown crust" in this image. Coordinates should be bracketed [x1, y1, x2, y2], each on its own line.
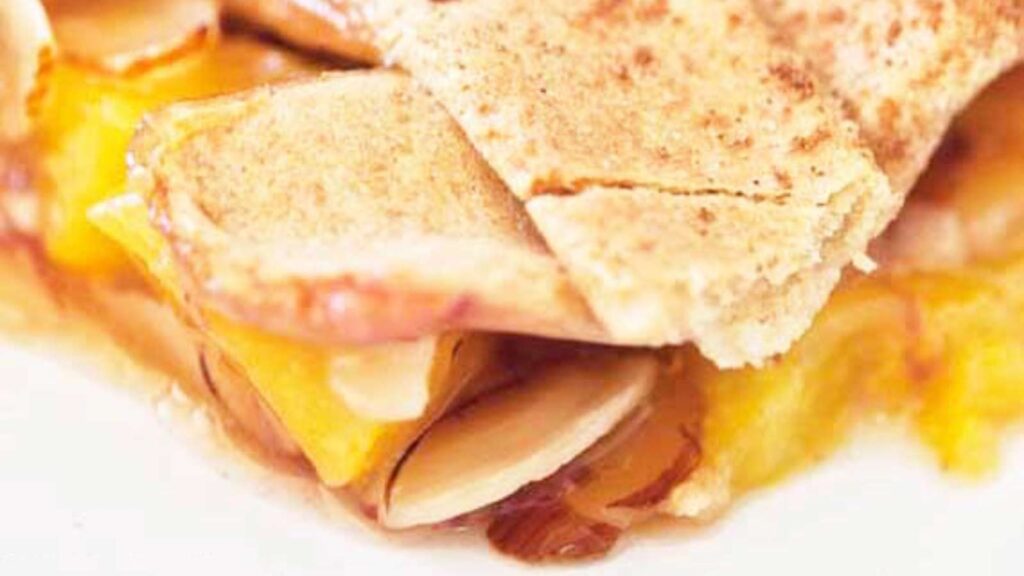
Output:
[757, 0, 1024, 195]
[526, 186, 865, 364]
[132, 71, 603, 345]
[390, 0, 875, 203]
[206, 0, 1024, 365]
[386, 0, 893, 364]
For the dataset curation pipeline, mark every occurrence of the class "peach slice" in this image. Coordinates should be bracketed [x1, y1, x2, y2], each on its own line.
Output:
[89, 192, 509, 485]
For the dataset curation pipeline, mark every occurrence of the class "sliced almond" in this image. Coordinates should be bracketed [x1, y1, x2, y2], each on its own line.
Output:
[199, 344, 303, 459]
[222, 0, 380, 64]
[382, 353, 657, 529]
[0, 0, 54, 140]
[481, 352, 702, 562]
[46, 0, 218, 74]
[328, 338, 438, 423]
[89, 189, 510, 485]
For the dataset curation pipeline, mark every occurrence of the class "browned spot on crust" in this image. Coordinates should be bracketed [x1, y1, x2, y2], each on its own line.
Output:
[872, 114, 910, 172]
[792, 127, 832, 152]
[822, 7, 847, 25]
[730, 135, 754, 151]
[579, 0, 670, 26]
[612, 62, 632, 83]
[769, 61, 816, 100]
[886, 20, 904, 45]
[633, 45, 655, 67]
[727, 12, 743, 30]
[637, 0, 669, 22]
[698, 207, 716, 224]
[774, 168, 794, 190]
[580, 0, 629, 24]
[872, 136, 905, 172]
[699, 110, 732, 131]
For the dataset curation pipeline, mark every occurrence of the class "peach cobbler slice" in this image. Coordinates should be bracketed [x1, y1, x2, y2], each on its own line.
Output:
[1, 0, 1023, 565]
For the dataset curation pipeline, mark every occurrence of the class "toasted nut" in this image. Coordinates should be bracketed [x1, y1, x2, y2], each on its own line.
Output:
[328, 338, 439, 423]
[382, 353, 657, 529]
[0, 0, 53, 140]
[47, 0, 218, 74]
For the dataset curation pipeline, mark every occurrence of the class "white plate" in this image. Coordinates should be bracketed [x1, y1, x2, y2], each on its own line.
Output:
[1, 340, 1022, 575]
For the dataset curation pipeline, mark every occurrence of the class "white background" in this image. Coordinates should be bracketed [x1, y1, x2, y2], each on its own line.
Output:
[1, 341, 1022, 575]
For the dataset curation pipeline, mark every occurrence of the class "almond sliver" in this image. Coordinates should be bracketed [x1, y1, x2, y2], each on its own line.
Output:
[0, 0, 54, 140]
[382, 354, 657, 529]
[47, 0, 218, 74]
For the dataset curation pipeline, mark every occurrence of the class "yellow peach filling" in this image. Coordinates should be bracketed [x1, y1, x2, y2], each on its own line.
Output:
[688, 68, 1024, 507]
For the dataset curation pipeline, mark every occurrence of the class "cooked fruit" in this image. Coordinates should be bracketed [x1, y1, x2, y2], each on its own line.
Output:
[0, 0, 53, 140]
[383, 354, 657, 529]
[204, 315, 411, 484]
[562, 353, 703, 523]
[665, 69, 1024, 516]
[691, 284, 910, 495]
[34, 35, 320, 274]
[90, 192, 504, 485]
[880, 66, 1024, 269]
[2, 1, 1020, 565]
[676, 257, 1024, 516]
[86, 194, 183, 301]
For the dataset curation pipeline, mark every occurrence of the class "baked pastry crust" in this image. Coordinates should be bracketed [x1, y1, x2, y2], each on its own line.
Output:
[218, 0, 1024, 367]
[131, 71, 603, 345]
[223, 0, 899, 366]
[759, 0, 1024, 194]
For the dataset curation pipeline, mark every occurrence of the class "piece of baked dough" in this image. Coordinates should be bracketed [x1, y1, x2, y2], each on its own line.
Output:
[221, 0, 1022, 367]
[130, 71, 603, 345]
[758, 0, 1024, 196]
[387, 0, 892, 365]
